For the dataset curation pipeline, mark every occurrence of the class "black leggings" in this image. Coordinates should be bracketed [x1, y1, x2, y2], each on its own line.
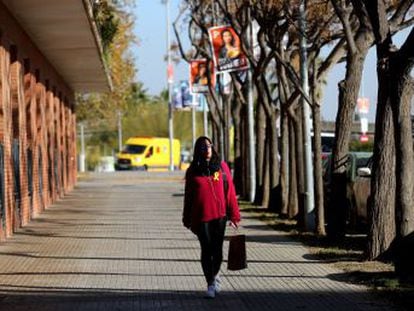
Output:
[197, 217, 227, 286]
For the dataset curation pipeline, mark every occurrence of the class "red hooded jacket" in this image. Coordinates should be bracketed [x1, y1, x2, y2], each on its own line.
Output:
[183, 161, 240, 234]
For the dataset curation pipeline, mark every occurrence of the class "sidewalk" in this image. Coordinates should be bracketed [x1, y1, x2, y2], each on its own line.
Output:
[0, 172, 397, 310]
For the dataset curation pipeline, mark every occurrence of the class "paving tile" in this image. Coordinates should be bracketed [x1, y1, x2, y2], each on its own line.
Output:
[0, 172, 397, 310]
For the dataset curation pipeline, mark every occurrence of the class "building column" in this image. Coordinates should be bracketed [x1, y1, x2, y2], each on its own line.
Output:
[0, 41, 15, 237]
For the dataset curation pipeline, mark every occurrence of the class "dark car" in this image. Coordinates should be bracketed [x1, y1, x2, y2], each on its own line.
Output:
[323, 152, 372, 229]
[351, 157, 372, 226]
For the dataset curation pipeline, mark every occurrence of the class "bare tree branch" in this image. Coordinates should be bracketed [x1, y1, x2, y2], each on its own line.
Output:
[173, 3, 191, 63]
[389, 0, 414, 27]
[331, 0, 358, 54]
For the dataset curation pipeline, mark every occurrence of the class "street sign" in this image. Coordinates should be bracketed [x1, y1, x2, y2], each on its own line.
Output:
[360, 134, 369, 143]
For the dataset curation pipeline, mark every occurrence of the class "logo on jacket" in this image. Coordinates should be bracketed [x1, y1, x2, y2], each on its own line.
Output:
[213, 171, 220, 181]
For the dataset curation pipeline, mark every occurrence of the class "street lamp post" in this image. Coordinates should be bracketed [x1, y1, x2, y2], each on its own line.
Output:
[166, 0, 174, 171]
[247, 6, 256, 203]
[117, 110, 123, 152]
[298, 0, 315, 230]
[203, 95, 208, 137]
[192, 94, 197, 148]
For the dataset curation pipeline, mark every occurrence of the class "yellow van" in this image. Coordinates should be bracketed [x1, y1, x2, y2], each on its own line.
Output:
[115, 137, 181, 171]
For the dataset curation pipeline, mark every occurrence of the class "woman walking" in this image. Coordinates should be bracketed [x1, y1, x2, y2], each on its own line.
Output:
[182, 136, 240, 298]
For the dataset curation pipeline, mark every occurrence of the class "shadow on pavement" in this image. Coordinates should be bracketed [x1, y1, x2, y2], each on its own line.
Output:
[326, 271, 414, 311]
[0, 288, 397, 311]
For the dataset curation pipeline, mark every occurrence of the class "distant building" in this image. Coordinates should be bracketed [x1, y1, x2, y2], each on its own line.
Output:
[0, 1, 110, 240]
[310, 121, 375, 152]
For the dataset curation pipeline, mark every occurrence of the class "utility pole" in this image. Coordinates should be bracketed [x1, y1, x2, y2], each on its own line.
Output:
[218, 74, 225, 160]
[117, 110, 123, 153]
[298, 0, 315, 229]
[247, 6, 256, 203]
[166, 0, 174, 171]
[203, 95, 208, 137]
[211, 1, 224, 159]
[192, 94, 197, 147]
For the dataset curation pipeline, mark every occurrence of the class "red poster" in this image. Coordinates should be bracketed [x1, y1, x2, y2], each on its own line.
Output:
[208, 25, 249, 73]
[189, 59, 215, 94]
[167, 64, 174, 83]
[357, 97, 369, 114]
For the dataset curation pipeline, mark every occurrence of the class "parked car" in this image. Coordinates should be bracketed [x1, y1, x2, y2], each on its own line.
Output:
[323, 152, 372, 229]
[351, 157, 372, 226]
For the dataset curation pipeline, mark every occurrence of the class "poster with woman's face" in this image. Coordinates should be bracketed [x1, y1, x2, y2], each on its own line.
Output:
[208, 25, 249, 73]
[189, 59, 215, 94]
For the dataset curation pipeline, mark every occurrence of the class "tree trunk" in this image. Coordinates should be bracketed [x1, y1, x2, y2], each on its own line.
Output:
[288, 117, 299, 219]
[231, 95, 243, 196]
[206, 94, 225, 158]
[328, 53, 366, 239]
[365, 0, 400, 260]
[367, 36, 396, 260]
[255, 102, 266, 205]
[242, 107, 249, 199]
[278, 55, 291, 217]
[211, 120, 217, 148]
[391, 48, 414, 238]
[293, 108, 305, 228]
[312, 98, 326, 236]
[262, 135, 270, 209]
[268, 110, 280, 212]
[367, 93, 396, 260]
[223, 94, 231, 162]
[280, 109, 289, 216]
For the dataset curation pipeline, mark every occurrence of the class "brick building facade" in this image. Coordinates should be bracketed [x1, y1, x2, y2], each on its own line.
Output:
[0, 1, 109, 240]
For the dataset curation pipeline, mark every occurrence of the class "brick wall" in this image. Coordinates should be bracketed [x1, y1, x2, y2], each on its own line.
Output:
[0, 7, 77, 240]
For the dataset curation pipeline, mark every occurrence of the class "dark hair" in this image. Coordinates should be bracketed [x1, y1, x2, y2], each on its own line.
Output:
[189, 136, 221, 175]
[198, 63, 207, 76]
[221, 29, 235, 46]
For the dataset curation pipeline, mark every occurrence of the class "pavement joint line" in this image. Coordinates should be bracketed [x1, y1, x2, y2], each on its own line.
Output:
[0, 172, 398, 310]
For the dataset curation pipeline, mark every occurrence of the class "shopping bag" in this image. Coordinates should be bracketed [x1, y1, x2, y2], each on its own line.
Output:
[227, 234, 247, 271]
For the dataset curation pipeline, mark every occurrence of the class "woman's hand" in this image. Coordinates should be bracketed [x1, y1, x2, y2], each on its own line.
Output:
[229, 220, 239, 229]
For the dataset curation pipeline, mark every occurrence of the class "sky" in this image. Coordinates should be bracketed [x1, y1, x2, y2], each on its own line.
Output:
[133, 1, 182, 95]
[133, 1, 412, 122]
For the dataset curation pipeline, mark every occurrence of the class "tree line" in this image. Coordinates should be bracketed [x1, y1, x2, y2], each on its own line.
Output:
[77, 0, 204, 169]
[77, 0, 414, 277]
[173, 0, 414, 272]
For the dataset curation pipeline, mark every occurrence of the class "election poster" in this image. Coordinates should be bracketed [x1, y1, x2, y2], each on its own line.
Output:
[172, 80, 193, 109]
[189, 59, 215, 94]
[208, 25, 249, 73]
[357, 97, 370, 114]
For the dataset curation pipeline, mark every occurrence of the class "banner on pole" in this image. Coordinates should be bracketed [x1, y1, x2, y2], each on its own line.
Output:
[190, 59, 215, 94]
[357, 97, 370, 114]
[167, 64, 174, 84]
[208, 25, 249, 73]
[172, 80, 193, 109]
[172, 84, 182, 109]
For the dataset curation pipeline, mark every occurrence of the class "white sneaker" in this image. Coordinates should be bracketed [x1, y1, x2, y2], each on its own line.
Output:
[205, 285, 215, 298]
[214, 276, 222, 293]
